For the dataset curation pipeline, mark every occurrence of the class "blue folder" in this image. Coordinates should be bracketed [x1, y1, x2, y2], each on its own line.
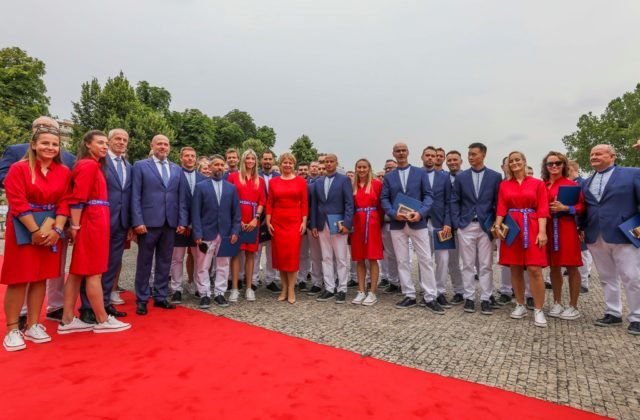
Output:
[503, 213, 520, 247]
[557, 186, 581, 206]
[432, 229, 455, 250]
[482, 213, 495, 237]
[618, 213, 640, 248]
[392, 193, 422, 213]
[217, 236, 241, 257]
[327, 214, 349, 234]
[239, 228, 258, 245]
[13, 211, 56, 245]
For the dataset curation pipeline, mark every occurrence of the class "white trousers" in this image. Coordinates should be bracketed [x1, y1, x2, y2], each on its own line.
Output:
[253, 241, 277, 285]
[381, 223, 399, 285]
[308, 230, 324, 287]
[390, 225, 436, 300]
[170, 246, 197, 292]
[297, 233, 311, 283]
[194, 236, 230, 297]
[457, 222, 494, 301]
[318, 224, 349, 293]
[588, 236, 640, 322]
[427, 221, 451, 296]
[578, 249, 592, 288]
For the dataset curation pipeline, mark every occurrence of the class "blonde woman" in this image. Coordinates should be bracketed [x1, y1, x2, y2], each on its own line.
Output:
[227, 149, 266, 302]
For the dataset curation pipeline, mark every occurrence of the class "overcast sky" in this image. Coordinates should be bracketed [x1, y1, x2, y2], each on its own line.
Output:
[3, 0, 639, 172]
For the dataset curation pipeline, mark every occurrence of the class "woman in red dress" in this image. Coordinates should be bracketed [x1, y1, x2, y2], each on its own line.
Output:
[495, 151, 550, 328]
[266, 152, 308, 304]
[2, 127, 71, 352]
[541, 151, 584, 320]
[350, 159, 384, 306]
[227, 149, 266, 302]
[58, 130, 130, 335]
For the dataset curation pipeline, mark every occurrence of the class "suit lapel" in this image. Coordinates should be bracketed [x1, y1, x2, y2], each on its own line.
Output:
[599, 167, 619, 202]
[147, 158, 165, 186]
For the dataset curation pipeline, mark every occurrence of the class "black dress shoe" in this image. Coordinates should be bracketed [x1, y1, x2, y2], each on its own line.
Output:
[266, 282, 282, 293]
[593, 314, 622, 327]
[79, 309, 97, 324]
[153, 300, 177, 310]
[385, 283, 401, 294]
[316, 291, 335, 302]
[628, 322, 640, 336]
[450, 293, 464, 305]
[395, 297, 417, 309]
[335, 291, 346, 304]
[463, 299, 475, 313]
[347, 280, 358, 288]
[136, 302, 148, 315]
[213, 295, 229, 308]
[45, 308, 64, 322]
[424, 299, 445, 315]
[171, 291, 182, 304]
[436, 294, 451, 309]
[480, 300, 493, 315]
[306, 285, 323, 296]
[106, 305, 127, 317]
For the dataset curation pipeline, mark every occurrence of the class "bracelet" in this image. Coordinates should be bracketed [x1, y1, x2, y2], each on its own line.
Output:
[53, 227, 65, 239]
[70, 224, 81, 230]
[30, 228, 40, 234]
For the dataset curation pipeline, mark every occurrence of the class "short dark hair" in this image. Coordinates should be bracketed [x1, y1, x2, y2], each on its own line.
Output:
[446, 150, 461, 158]
[298, 162, 309, 167]
[385, 159, 396, 164]
[261, 149, 274, 159]
[435, 147, 445, 153]
[468, 142, 487, 154]
[422, 146, 437, 154]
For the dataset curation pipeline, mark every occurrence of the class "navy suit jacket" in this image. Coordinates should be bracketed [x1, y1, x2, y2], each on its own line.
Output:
[0, 143, 76, 188]
[425, 169, 451, 228]
[191, 179, 241, 241]
[450, 167, 502, 232]
[131, 158, 183, 228]
[580, 166, 640, 244]
[176, 170, 208, 246]
[310, 173, 355, 231]
[106, 154, 132, 230]
[380, 165, 433, 230]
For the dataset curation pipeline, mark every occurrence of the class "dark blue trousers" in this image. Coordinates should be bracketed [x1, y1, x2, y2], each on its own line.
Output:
[134, 225, 175, 304]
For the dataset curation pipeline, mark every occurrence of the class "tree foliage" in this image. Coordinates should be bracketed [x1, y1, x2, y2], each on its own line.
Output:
[240, 138, 267, 157]
[563, 83, 640, 169]
[0, 113, 27, 153]
[290, 134, 318, 164]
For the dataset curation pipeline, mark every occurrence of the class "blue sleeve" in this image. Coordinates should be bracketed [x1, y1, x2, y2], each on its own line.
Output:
[450, 177, 461, 229]
[191, 186, 203, 240]
[419, 171, 433, 219]
[131, 163, 144, 227]
[381, 177, 394, 218]
[342, 178, 355, 229]
[178, 174, 190, 227]
[443, 176, 452, 227]
[0, 146, 19, 189]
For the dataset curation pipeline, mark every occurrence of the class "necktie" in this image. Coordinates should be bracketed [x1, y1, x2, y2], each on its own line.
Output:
[115, 156, 124, 187]
[324, 176, 333, 199]
[160, 160, 169, 186]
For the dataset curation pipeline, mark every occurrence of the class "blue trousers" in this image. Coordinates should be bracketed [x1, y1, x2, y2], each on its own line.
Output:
[134, 225, 175, 303]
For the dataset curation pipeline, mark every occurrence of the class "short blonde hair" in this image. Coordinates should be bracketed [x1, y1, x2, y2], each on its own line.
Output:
[278, 152, 297, 167]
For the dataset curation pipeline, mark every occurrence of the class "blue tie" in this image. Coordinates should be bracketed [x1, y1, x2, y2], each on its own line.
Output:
[160, 160, 169, 186]
[115, 157, 124, 187]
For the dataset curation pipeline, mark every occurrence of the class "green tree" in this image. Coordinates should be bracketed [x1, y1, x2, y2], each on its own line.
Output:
[0, 47, 50, 131]
[290, 134, 318, 164]
[0, 113, 26, 153]
[211, 116, 245, 154]
[172, 109, 217, 157]
[240, 138, 267, 157]
[563, 83, 640, 169]
[255, 125, 276, 148]
[136, 81, 171, 113]
[224, 109, 257, 139]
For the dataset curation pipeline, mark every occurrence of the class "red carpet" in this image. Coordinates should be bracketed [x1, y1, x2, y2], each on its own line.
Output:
[0, 256, 604, 419]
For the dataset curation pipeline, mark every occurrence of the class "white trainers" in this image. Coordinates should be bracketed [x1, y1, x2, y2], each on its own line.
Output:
[94, 315, 131, 334]
[510, 304, 528, 319]
[246, 288, 256, 301]
[24, 324, 51, 344]
[362, 292, 377, 306]
[534, 309, 548, 328]
[58, 317, 95, 335]
[559, 306, 581, 320]
[351, 291, 366, 305]
[110, 291, 125, 305]
[548, 303, 564, 318]
[229, 289, 240, 303]
[3, 329, 26, 352]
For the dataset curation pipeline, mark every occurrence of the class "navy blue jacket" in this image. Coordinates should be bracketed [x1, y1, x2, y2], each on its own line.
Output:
[450, 167, 502, 232]
[106, 154, 132, 230]
[131, 158, 183, 228]
[425, 169, 451, 228]
[191, 179, 241, 241]
[310, 173, 354, 231]
[380, 165, 433, 230]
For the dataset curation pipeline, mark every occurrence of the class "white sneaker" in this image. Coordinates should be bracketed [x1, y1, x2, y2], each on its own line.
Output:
[24, 324, 51, 344]
[362, 292, 377, 306]
[229, 289, 240, 303]
[548, 303, 564, 318]
[3, 329, 26, 352]
[94, 315, 131, 334]
[534, 309, 548, 328]
[510, 304, 528, 319]
[58, 317, 95, 335]
[246, 288, 256, 301]
[110, 291, 125, 305]
[351, 291, 366, 305]
[559, 306, 581, 320]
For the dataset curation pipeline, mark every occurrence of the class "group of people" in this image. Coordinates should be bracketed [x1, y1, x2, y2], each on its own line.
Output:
[1, 116, 639, 353]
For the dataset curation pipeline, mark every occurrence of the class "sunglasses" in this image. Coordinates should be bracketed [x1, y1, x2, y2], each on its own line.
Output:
[545, 161, 564, 167]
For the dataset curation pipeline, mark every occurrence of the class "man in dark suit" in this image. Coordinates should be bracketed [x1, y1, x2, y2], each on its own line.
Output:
[310, 153, 354, 304]
[580, 144, 640, 335]
[131, 134, 184, 315]
[451, 142, 502, 316]
[381, 143, 442, 313]
[192, 155, 241, 308]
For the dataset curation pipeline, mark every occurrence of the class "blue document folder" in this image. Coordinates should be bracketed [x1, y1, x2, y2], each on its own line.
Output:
[239, 228, 258, 245]
[557, 186, 581, 206]
[392, 193, 423, 214]
[503, 213, 520, 247]
[618, 213, 640, 248]
[217, 236, 241, 257]
[13, 211, 56, 245]
[482, 213, 495, 237]
[433, 229, 455, 250]
[327, 214, 348, 234]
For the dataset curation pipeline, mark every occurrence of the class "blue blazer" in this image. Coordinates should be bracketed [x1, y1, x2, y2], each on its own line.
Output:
[106, 154, 132, 230]
[0, 143, 76, 188]
[176, 170, 208, 246]
[450, 167, 502, 231]
[380, 165, 433, 230]
[426, 169, 452, 228]
[191, 179, 241, 241]
[131, 158, 182, 228]
[310, 173, 354, 231]
[580, 166, 640, 244]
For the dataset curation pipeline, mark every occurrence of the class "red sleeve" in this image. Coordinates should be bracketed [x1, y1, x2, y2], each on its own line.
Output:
[300, 177, 308, 217]
[70, 160, 98, 207]
[496, 181, 507, 217]
[266, 179, 275, 216]
[5, 164, 32, 217]
[257, 177, 266, 208]
[536, 180, 550, 218]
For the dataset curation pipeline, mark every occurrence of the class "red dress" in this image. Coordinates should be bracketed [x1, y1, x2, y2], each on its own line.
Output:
[351, 179, 384, 261]
[497, 176, 550, 267]
[69, 159, 110, 276]
[266, 176, 308, 271]
[227, 172, 266, 252]
[1, 160, 71, 284]
[545, 177, 584, 267]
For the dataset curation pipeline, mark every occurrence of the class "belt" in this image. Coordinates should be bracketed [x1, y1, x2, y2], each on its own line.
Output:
[87, 200, 109, 207]
[508, 208, 536, 249]
[239, 200, 258, 218]
[356, 207, 377, 244]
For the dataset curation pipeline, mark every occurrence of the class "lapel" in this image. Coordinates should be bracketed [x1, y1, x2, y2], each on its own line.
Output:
[599, 167, 619, 202]
[326, 174, 340, 199]
[147, 158, 165, 187]
[583, 174, 596, 202]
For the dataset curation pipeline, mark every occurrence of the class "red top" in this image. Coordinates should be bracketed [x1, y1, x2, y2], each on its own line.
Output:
[227, 171, 266, 252]
[545, 176, 584, 267]
[351, 179, 384, 261]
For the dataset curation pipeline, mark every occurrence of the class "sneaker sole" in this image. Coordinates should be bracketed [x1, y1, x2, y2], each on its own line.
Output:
[57, 327, 94, 335]
[24, 335, 51, 344]
[199, 305, 212, 309]
[463, 309, 475, 313]
[593, 321, 622, 327]
[246, 297, 256, 302]
[548, 313, 562, 318]
[395, 304, 416, 309]
[362, 300, 377, 306]
[94, 325, 132, 334]
[110, 299, 125, 305]
[3, 343, 26, 352]
[627, 329, 640, 336]
[215, 303, 230, 308]
[428, 308, 446, 315]
[534, 321, 548, 328]
[316, 297, 333, 302]
[559, 314, 581, 320]
[45, 316, 63, 322]
[335, 300, 346, 304]
[510, 313, 528, 319]
[351, 301, 364, 305]
[450, 301, 464, 306]
[228, 298, 239, 303]
[481, 311, 494, 315]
